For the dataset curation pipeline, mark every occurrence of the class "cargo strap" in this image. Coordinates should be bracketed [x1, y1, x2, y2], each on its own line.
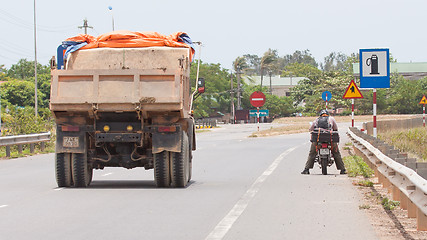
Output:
[315, 128, 334, 152]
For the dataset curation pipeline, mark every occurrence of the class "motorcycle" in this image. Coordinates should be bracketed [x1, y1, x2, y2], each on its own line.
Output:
[311, 128, 339, 175]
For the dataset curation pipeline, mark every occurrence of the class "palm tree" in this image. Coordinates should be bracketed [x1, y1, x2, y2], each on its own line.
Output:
[260, 49, 278, 90]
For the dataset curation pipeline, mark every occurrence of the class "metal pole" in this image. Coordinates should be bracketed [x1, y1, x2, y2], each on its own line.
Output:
[351, 99, 355, 127]
[195, 42, 201, 83]
[108, 6, 115, 31]
[423, 104, 425, 127]
[237, 69, 241, 110]
[189, 41, 202, 112]
[230, 71, 234, 124]
[257, 107, 260, 131]
[325, 93, 328, 111]
[373, 89, 377, 138]
[0, 89, 2, 135]
[33, 0, 38, 118]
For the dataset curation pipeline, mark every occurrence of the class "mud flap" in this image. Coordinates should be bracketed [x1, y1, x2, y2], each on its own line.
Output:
[152, 130, 182, 154]
[56, 128, 86, 154]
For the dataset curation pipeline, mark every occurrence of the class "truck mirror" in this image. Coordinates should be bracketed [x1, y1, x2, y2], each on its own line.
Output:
[197, 78, 205, 94]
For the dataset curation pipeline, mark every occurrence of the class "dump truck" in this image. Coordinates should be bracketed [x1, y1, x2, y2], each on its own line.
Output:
[50, 31, 201, 188]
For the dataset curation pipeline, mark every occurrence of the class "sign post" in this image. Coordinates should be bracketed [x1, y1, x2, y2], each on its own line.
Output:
[343, 79, 364, 127]
[420, 95, 427, 127]
[359, 48, 390, 137]
[250, 91, 266, 131]
[322, 91, 332, 111]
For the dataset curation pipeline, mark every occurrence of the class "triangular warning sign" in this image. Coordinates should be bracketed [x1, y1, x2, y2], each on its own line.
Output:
[420, 95, 427, 104]
[343, 79, 364, 99]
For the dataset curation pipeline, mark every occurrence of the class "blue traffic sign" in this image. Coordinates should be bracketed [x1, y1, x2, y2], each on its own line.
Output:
[249, 109, 269, 117]
[322, 91, 332, 101]
[359, 48, 390, 88]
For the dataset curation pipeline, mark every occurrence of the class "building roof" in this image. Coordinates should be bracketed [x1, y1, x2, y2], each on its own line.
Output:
[353, 62, 427, 79]
[243, 75, 306, 86]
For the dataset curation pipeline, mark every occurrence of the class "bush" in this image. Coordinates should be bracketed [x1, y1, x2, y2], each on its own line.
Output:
[343, 155, 374, 178]
[2, 106, 54, 136]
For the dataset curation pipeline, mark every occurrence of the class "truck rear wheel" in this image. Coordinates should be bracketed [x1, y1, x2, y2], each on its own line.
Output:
[55, 153, 73, 187]
[154, 151, 171, 187]
[171, 133, 189, 188]
[72, 153, 93, 187]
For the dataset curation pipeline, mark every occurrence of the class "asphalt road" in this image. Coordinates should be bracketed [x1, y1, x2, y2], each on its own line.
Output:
[0, 122, 378, 240]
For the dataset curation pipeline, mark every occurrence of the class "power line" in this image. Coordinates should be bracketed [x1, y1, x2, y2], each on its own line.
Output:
[0, 53, 20, 63]
[0, 9, 79, 32]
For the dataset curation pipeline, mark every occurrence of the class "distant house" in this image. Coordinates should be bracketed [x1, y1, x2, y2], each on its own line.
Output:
[242, 75, 306, 97]
[353, 62, 427, 80]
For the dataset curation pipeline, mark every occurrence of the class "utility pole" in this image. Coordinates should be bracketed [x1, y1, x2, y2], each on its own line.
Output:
[237, 68, 241, 110]
[230, 71, 234, 124]
[78, 18, 93, 34]
[33, 0, 38, 118]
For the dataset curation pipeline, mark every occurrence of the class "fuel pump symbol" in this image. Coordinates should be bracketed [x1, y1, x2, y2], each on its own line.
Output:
[366, 54, 379, 74]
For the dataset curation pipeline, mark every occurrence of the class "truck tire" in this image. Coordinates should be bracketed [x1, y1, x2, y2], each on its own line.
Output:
[154, 151, 171, 187]
[171, 132, 189, 187]
[55, 153, 73, 187]
[72, 153, 93, 187]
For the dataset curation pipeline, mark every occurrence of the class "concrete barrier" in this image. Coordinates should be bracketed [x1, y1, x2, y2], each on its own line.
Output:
[363, 117, 423, 135]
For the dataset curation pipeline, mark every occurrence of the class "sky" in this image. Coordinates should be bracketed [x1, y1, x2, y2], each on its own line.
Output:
[1, 0, 427, 71]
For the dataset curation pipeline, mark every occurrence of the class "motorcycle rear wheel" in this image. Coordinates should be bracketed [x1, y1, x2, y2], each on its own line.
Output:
[321, 157, 328, 175]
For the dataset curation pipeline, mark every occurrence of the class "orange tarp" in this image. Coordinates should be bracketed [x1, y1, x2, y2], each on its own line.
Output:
[65, 30, 195, 60]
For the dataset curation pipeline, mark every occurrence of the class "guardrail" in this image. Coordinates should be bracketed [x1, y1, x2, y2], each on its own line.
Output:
[196, 119, 217, 129]
[0, 132, 51, 157]
[347, 127, 427, 230]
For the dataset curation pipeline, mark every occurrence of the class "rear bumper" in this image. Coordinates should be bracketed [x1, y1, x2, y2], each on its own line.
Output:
[95, 133, 142, 143]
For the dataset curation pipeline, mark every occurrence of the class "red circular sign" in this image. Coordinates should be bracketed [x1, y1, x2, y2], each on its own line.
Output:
[250, 91, 266, 107]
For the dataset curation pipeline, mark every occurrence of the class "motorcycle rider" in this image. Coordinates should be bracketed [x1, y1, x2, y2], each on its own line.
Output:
[301, 109, 346, 175]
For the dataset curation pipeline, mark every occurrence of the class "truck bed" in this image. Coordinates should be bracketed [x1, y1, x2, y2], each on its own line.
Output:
[50, 47, 191, 117]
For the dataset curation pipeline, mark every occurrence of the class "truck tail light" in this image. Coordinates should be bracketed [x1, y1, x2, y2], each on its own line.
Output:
[62, 126, 79, 132]
[321, 143, 328, 148]
[103, 125, 110, 132]
[158, 126, 177, 133]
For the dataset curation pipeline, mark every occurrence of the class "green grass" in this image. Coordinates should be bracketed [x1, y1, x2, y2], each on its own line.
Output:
[355, 180, 374, 187]
[343, 155, 374, 178]
[359, 204, 371, 210]
[378, 127, 427, 161]
[381, 197, 400, 211]
[0, 140, 55, 159]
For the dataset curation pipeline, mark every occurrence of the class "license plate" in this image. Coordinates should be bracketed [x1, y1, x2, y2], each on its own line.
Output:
[63, 137, 79, 148]
[319, 148, 329, 155]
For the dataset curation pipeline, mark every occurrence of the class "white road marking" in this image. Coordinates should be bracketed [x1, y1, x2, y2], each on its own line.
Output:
[102, 173, 113, 177]
[0, 205, 9, 208]
[205, 146, 299, 240]
[54, 188, 64, 191]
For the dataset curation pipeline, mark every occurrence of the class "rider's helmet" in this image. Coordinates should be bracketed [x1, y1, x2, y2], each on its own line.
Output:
[319, 109, 329, 117]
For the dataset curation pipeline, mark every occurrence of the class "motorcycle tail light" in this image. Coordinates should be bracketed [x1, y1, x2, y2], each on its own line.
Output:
[321, 143, 328, 148]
